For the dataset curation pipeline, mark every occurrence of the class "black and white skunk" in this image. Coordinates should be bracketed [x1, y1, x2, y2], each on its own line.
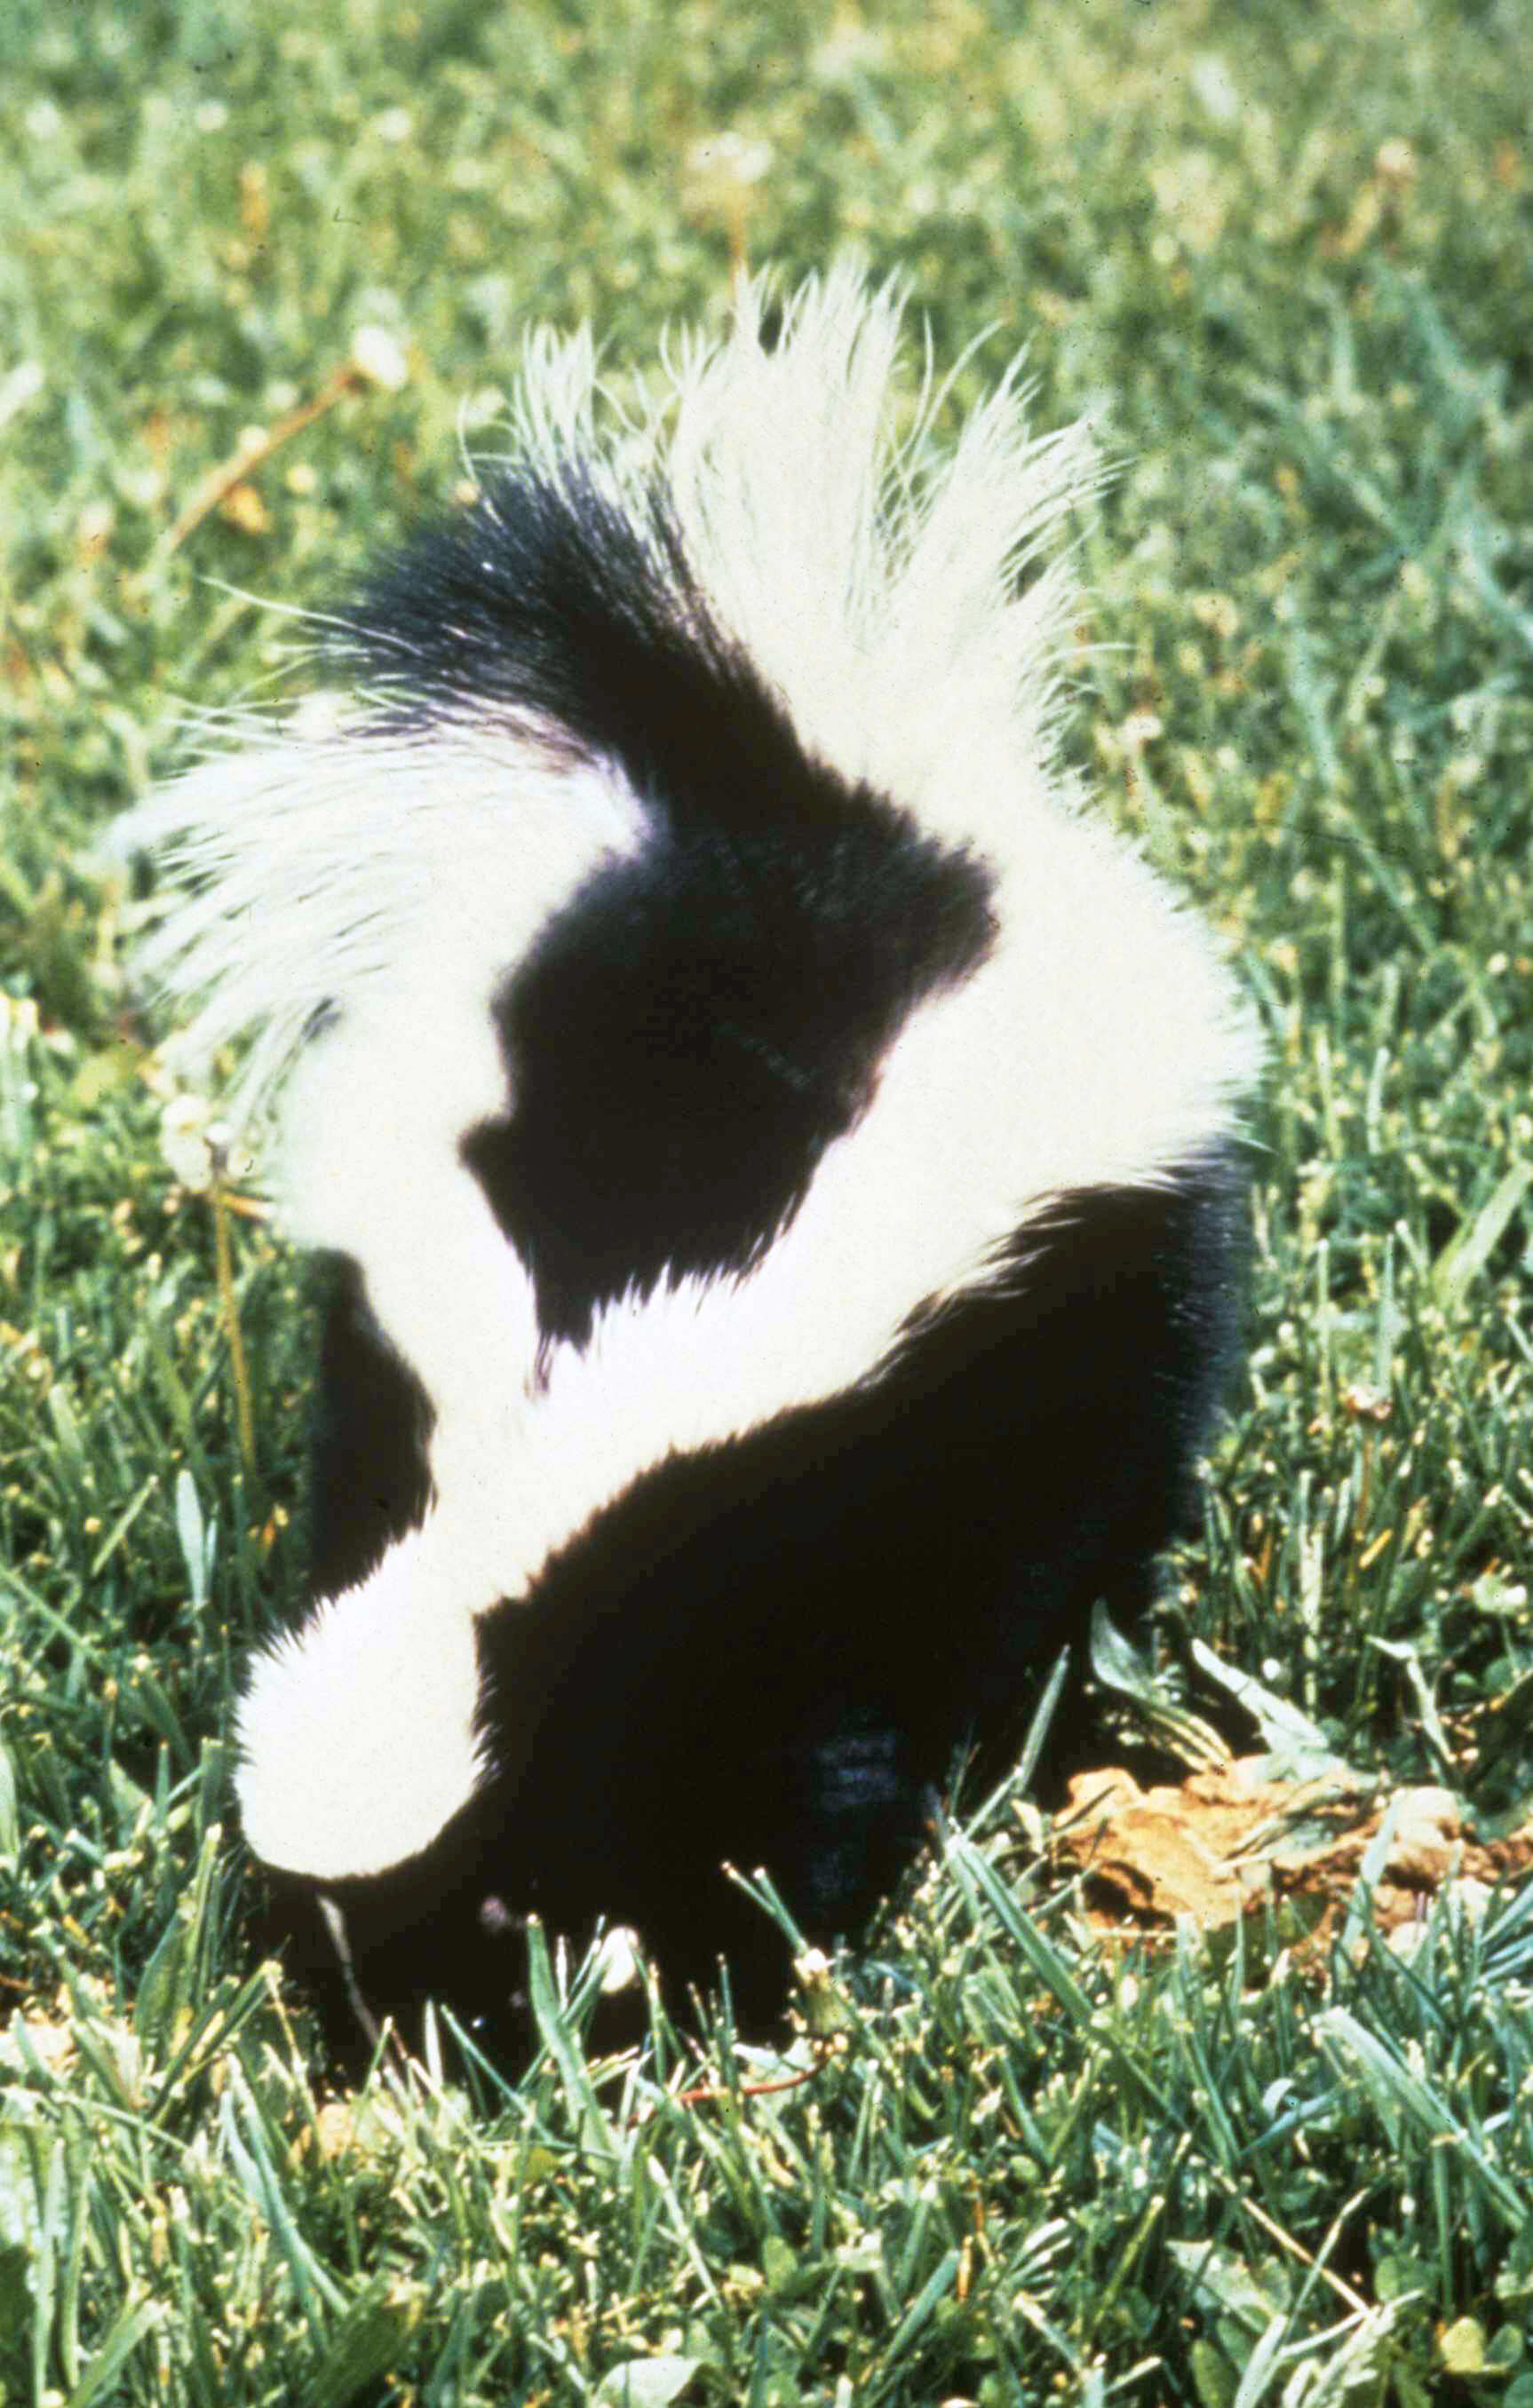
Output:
[126, 267, 1258, 2055]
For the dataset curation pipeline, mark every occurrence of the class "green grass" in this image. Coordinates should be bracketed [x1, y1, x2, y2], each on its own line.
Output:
[4, 0, 1533, 2397]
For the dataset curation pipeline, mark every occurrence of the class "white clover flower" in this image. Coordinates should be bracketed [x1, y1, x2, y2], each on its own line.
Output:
[350, 325, 410, 392]
[0, 360, 45, 432]
[159, 1094, 254, 1191]
[812, 19, 886, 84]
[686, 131, 774, 187]
[1, 991, 36, 1046]
[1190, 55, 1241, 125]
[1120, 709, 1164, 751]
[594, 1926, 642, 1993]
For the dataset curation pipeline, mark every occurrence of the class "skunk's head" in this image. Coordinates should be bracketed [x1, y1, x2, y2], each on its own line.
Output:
[125, 268, 1258, 2056]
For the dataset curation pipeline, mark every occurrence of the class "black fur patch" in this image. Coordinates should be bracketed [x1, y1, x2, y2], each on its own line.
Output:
[338, 464, 817, 826]
[306, 1254, 435, 1603]
[462, 813, 994, 1349]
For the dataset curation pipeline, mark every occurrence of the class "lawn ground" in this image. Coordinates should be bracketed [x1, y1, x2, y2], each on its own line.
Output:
[3, 0, 1532, 2398]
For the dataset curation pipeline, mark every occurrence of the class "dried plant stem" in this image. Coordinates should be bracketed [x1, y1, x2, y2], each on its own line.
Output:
[131, 360, 365, 592]
[212, 1174, 258, 1477]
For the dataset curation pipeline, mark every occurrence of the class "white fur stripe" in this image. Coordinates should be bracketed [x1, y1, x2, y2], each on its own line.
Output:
[235, 1533, 487, 1879]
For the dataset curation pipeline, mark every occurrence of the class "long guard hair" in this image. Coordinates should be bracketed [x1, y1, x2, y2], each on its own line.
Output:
[123, 267, 1259, 2051]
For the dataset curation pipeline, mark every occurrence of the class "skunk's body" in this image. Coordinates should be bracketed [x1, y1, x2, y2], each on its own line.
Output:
[127, 270, 1257, 2053]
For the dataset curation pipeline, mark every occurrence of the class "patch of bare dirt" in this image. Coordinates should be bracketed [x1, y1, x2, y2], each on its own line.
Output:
[1051, 1758, 1533, 1953]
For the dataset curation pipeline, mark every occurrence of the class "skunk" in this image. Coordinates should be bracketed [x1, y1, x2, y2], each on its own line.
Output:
[124, 267, 1258, 2056]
